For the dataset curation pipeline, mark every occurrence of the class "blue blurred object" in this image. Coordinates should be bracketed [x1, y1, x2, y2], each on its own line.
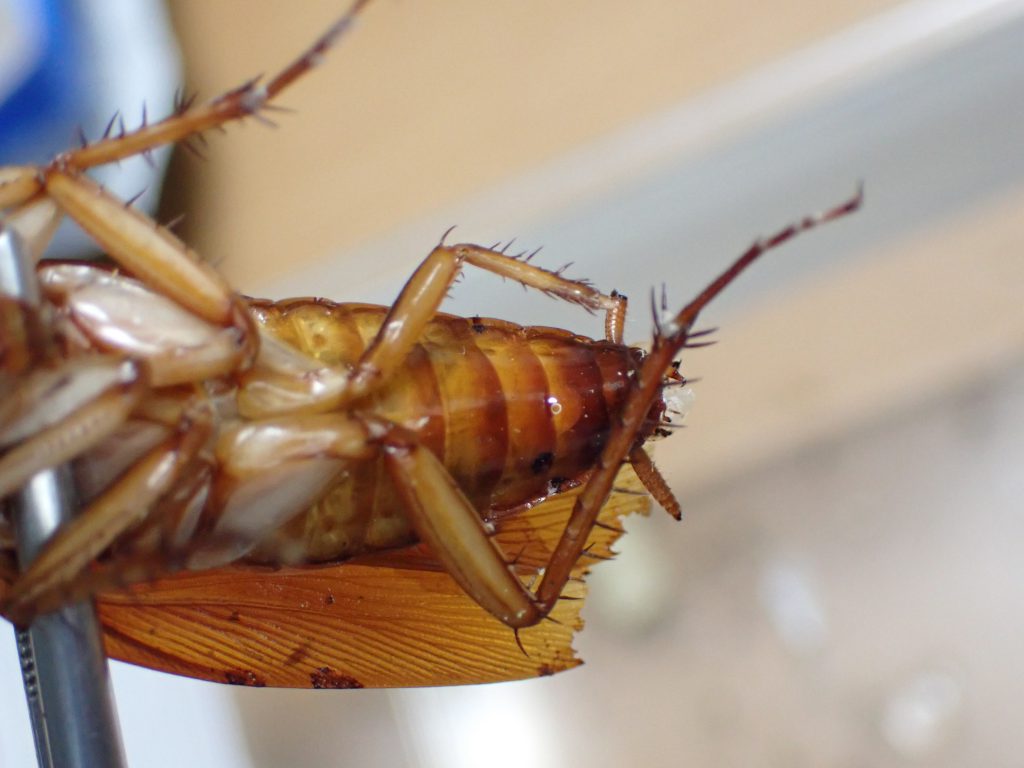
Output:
[0, 0, 181, 257]
[0, 0, 87, 163]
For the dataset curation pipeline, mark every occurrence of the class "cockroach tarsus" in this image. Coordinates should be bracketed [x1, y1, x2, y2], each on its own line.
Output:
[0, 0, 860, 685]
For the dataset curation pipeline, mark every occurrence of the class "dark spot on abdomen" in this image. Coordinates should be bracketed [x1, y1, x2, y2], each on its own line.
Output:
[531, 451, 554, 475]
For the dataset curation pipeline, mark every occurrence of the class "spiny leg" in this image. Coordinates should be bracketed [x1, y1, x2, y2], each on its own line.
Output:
[0, 1, 380, 614]
[3, 411, 379, 617]
[51, 0, 375, 174]
[9, 458, 214, 617]
[379, 422, 541, 627]
[531, 189, 864, 617]
[45, 173, 240, 323]
[344, 241, 626, 405]
[628, 446, 681, 520]
[0, 167, 42, 211]
[0, 0, 378, 382]
[605, 290, 629, 344]
[237, 239, 630, 418]
[0, 0, 373, 244]
[0, 358, 147, 500]
[237, 185, 852, 630]
[40, 261, 259, 387]
[1, 397, 214, 621]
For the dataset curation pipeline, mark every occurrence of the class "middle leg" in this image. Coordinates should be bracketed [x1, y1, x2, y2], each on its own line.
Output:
[238, 240, 629, 419]
[346, 242, 627, 404]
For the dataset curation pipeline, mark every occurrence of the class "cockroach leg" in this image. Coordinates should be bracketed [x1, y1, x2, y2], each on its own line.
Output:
[343, 242, 623, 405]
[40, 171, 260, 377]
[0, 0, 377, 388]
[0, 463, 216, 618]
[0, 359, 147, 499]
[123, 458, 215, 556]
[45, 172, 236, 325]
[186, 412, 377, 569]
[1, 398, 214, 620]
[605, 290, 628, 344]
[0, 167, 42, 211]
[532, 189, 864, 618]
[380, 423, 541, 627]
[40, 262, 254, 387]
[453, 244, 619, 313]
[233, 329, 352, 418]
[628, 446, 681, 520]
[53, 0, 373, 174]
[0, 0, 862, 650]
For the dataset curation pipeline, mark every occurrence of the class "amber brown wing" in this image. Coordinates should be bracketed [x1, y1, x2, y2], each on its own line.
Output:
[96, 466, 649, 688]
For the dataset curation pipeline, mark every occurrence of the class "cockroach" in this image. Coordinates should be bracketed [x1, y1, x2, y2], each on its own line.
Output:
[0, 1, 860, 687]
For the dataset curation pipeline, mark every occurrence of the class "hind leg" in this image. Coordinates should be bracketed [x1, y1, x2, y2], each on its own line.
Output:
[531, 190, 864, 617]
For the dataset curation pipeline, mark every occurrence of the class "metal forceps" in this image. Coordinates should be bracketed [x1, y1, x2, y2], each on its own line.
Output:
[0, 226, 126, 768]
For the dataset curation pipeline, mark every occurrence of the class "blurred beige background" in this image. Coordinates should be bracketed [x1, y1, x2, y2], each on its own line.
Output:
[167, 0, 897, 289]
[121, 1, 1024, 766]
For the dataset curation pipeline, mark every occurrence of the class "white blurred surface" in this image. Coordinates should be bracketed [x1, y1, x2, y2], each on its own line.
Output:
[0, 642, 252, 767]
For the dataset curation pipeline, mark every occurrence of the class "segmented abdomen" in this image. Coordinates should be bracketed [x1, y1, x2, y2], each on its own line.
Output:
[248, 299, 643, 562]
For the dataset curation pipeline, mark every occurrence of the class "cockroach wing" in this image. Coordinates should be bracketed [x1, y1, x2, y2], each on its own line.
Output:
[96, 467, 649, 688]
